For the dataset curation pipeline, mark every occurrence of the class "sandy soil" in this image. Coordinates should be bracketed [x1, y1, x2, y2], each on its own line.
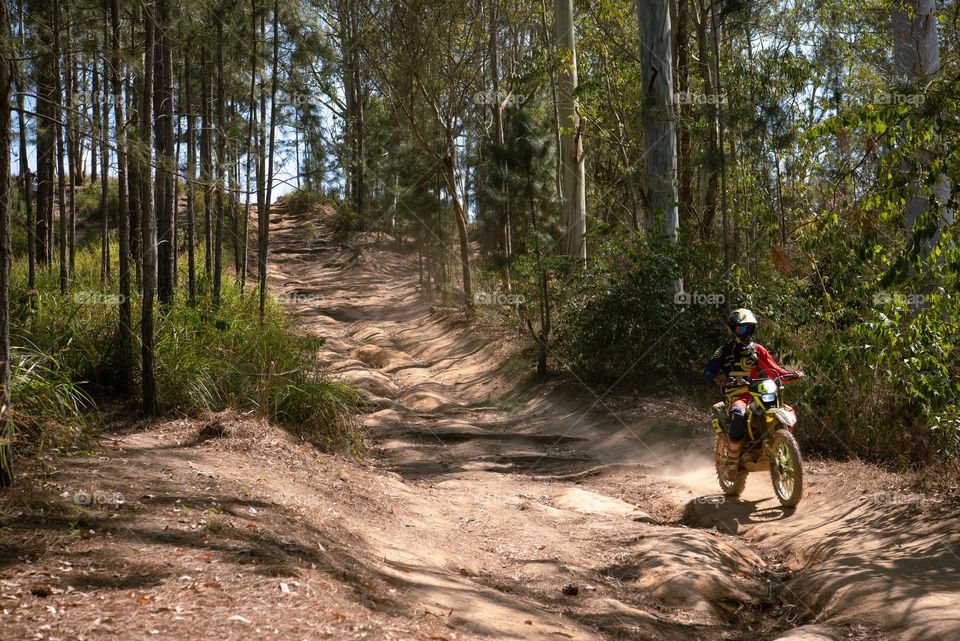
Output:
[2, 204, 959, 641]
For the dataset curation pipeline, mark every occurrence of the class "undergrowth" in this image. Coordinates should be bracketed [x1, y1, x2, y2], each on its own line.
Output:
[9, 232, 363, 462]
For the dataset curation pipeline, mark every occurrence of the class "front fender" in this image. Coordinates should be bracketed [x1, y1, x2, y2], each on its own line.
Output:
[766, 406, 797, 428]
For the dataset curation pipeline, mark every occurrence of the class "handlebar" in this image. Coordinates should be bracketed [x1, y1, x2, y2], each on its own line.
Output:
[722, 371, 805, 388]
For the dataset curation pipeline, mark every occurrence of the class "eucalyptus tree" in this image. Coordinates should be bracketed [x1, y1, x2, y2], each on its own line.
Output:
[554, 0, 586, 261]
[892, 0, 952, 255]
[366, 0, 486, 311]
[636, 0, 679, 243]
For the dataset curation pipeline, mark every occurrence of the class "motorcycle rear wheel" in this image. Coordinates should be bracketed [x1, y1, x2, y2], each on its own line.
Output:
[769, 429, 803, 507]
[715, 436, 746, 497]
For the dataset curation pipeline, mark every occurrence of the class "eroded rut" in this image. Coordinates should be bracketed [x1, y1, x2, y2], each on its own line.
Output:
[263, 206, 960, 641]
[3, 205, 956, 641]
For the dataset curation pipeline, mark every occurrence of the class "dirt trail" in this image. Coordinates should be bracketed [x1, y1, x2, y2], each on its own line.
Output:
[2, 205, 959, 641]
[265, 206, 960, 641]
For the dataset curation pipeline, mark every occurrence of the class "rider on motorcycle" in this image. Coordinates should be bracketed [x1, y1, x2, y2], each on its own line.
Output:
[703, 309, 802, 480]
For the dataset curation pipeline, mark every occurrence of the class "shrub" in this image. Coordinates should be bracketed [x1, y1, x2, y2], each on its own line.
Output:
[10, 344, 92, 455]
[284, 189, 326, 217]
[552, 229, 721, 383]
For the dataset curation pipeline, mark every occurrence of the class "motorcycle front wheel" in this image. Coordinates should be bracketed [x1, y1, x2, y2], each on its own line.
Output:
[715, 436, 746, 497]
[769, 428, 803, 507]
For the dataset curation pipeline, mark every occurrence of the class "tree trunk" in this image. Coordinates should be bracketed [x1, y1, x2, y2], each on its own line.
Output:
[230, 142, 241, 279]
[259, 0, 281, 318]
[15, 24, 35, 290]
[155, 0, 175, 305]
[489, 0, 512, 290]
[213, 18, 226, 302]
[554, 0, 586, 261]
[63, 0, 77, 277]
[140, 0, 158, 416]
[99, 44, 110, 282]
[637, 0, 680, 242]
[109, 0, 132, 378]
[892, 0, 952, 252]
[200, 50, 213, 281]
[53, 3, 69, 293]
[35, 39, 56, 268]
[92, 61, 99, 184]
[241, 0, 258, 293]
[675, 0, 693, 225]
[709, 2, 730, 279]
[441, 139, 474, 311]
[695, 0, 719, 240]
[185, 55, 197, 300]
[0, 0, 15, 486]
[172, 81, 181, 289]
[127, 59, 142, 286]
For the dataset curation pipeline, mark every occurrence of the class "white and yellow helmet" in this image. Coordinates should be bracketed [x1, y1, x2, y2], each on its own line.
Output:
[727, 308, 757, 342]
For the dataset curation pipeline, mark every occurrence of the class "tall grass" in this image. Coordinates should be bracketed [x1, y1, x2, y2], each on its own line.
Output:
[10, 235, 363, 456]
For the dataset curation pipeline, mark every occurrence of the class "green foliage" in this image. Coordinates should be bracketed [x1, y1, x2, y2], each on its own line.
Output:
[152, 285, 363, 450]
[10, 239, 363, 453]
[73, 178, 120, 223]
[552, 228, 721, 381]
[9, 344, 92, 456]
[797, 291, 960, 464]
[333, 202, 361, 238]
[284, 189, 327, 217]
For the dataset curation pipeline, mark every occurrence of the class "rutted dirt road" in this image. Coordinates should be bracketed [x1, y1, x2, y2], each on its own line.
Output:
[266, 206, 960, 640]
[2, 204, 959, 640]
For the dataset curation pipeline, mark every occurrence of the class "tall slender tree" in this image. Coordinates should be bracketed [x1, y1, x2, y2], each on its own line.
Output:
[53, 2, 69, 292]
[214, 16, 226, 302]
[99, 37, 110, 282]
[156, 0, 175, 304]
[185, 55, 197, 300]
[109, 0, 132, 376]
[555, 0, 586, 261]
[0, 0, 15, 487]
[240, 0, 258, 292]
[140, 0, 158, 415]
[15, 2, 34, 291]
[892, 0, 952, 254]
[637, 0, 680, 243]
[259, 0, 281, 318]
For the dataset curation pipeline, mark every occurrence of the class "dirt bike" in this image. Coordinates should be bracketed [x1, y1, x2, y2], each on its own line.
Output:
[711, 371, 805, 507]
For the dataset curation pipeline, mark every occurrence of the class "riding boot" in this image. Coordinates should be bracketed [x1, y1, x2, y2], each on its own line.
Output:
[725, 440, 742, 481]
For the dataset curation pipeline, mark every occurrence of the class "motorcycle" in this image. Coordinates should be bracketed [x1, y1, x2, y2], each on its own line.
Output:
[711, 371, 805, 507]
